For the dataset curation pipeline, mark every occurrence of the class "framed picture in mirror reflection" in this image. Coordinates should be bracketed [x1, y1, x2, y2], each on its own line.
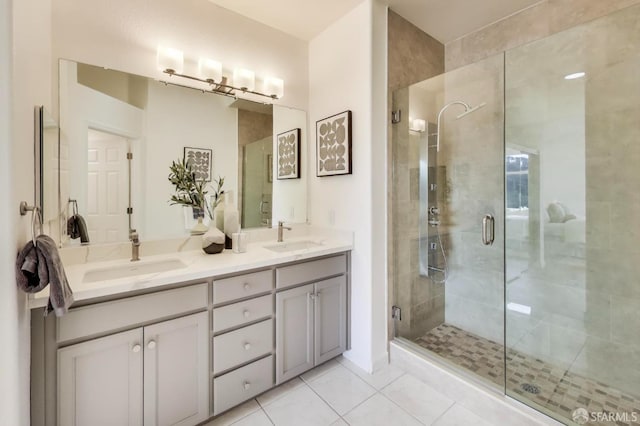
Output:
[277, 128, 301, 179]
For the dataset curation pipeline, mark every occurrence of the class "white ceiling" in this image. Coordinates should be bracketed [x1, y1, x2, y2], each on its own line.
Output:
[386, 0, 542, 43]
[207, 0, 366, 41]
[207, 0, 541, 43]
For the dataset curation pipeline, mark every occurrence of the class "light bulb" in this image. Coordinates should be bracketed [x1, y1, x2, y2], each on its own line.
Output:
[198, 58, 222, 83]
[233, 68, 255, 91]
[263, 77, 284, 99]
[157, 46, 184, 74]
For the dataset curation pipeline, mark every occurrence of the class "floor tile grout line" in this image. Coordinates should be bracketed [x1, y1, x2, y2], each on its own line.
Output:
[258, 404, 276, 426]
[303, 376, 351, 420]
[377, 371, 407, 392]
[341, 391, 380, 419]
[300, 361, 342, 386]
[376, 388, 436, 425]
[222, 399, 262, 426]
[257, 378, 306, 409]
[425, 401, 457, 426]
[254, 397, 276, 426]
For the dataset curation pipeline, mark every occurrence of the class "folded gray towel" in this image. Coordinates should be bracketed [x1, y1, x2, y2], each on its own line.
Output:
[16, 235, 74, 316]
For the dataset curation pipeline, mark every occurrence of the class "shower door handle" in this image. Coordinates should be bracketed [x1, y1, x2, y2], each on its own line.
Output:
[482, 214, 495, 246]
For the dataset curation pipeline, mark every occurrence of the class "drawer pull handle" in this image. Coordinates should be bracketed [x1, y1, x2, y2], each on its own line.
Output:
[244, 283, 250, 291]
[244, 343, 251, 351]
[132, 344, 141, 353]
[243, 309, 250, 318]
[243, 381, 251, 390]
[147, 341, 156, 350]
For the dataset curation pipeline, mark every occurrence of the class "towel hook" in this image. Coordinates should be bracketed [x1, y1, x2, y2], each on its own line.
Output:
[20, 201, 43, 246]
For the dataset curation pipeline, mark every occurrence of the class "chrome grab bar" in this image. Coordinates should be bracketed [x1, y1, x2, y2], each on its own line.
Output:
[482, 214, 495, 246]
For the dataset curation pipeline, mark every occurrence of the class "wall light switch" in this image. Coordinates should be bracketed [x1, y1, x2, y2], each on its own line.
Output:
[328, 209, 335, 226]
[289, 207, 295, 219]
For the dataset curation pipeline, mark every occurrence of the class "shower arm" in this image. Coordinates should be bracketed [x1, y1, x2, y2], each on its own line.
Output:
[435, 101, 471, 152]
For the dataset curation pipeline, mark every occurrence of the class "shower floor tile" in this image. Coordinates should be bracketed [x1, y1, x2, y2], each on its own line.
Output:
[415, 324, 640, 425]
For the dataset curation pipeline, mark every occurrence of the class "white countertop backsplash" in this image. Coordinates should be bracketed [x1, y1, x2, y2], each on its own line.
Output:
[30, 225, 353, 309]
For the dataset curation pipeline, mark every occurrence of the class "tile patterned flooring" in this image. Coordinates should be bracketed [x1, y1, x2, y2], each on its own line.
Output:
[415, 324, 640, 425]
[204, 354, 543, 426]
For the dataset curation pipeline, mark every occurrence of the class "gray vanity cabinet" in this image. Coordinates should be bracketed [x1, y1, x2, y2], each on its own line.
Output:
[275, 254, 349, 385]
[143, 312, 209, 426]
[57, 311, 209, 426]
[314, 276, 348, 365]
[58, 328, 143, 426]
[275, 283, 315, 383]
[53, 284, 209, 426]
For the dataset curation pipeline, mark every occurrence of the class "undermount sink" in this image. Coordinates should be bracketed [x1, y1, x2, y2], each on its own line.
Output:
[82, 258, 188, 283]
[264, 240, 323, 253]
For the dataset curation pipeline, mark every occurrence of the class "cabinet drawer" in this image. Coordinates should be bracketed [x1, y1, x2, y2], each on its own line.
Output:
[213, 294, 273, 333]
[58, 284, 208, 343]
[213, 319, 273, 374]
[276, 254, 346, 289]
[213, 270, 273, 305]
[213, 355, 273, 415]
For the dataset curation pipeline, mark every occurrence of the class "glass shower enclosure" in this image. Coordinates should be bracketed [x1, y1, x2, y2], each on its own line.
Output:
[391, 4, 640, 425]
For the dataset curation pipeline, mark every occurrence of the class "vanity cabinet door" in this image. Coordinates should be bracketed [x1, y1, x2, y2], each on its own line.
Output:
[276, 283, 315, 384]
[143, 312, 209, 426]
[314, 276, 348, 365]
[57, 328, 143, 426]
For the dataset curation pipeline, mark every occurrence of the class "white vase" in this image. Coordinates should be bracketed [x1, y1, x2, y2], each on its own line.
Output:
[213, 194, 225, 234]
[191, 216, 208, 235]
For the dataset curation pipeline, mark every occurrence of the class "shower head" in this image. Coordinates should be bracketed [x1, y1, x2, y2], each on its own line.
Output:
[456, 102, 486, 119]
[435, 100, 487, 152]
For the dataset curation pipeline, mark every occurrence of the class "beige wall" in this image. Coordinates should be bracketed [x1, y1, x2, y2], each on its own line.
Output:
[388, 10, 444, 339]
[445, 0, 640, 71]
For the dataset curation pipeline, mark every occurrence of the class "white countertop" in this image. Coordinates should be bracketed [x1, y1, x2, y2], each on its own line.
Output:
[29, 232, 353, 309]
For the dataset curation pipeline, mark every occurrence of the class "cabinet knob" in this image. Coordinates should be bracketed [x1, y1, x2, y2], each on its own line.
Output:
[147, 340, 156, 350]
[308, 292, 315, 300]
[132, 344, 141, 353]
[243, 283, 250, 291]
[243, 309, 250, 318]
[243, 381, 251, 390]
[244, 342, 251, 351]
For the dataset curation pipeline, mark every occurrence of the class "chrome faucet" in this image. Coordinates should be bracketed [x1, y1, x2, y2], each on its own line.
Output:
[129, 229, 141, 262]
[277, 221, 292, 242]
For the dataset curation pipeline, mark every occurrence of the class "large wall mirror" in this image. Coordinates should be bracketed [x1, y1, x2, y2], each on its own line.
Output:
[53, 59, 307, 246]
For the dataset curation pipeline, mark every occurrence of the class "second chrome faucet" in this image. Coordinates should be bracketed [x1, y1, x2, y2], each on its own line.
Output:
[130, 229, 141, 261]
[277, 221, 292, 242]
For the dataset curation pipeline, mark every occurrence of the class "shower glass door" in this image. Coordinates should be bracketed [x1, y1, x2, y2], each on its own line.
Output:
[391, 53, 506, 389]
[504, 4, 640, 423]
[392, 3, 640, 424]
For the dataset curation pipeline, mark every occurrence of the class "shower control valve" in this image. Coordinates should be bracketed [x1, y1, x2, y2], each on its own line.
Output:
[429, 206, 440, 215]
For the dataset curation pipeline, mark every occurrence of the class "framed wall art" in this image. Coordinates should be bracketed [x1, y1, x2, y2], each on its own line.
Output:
[276, 128, 301, 179]
[184, 147, 212, 181]
[316, 110, 352, 177]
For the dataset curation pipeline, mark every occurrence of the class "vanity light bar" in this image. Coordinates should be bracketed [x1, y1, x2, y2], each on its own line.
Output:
[162, 68, 283, 100]
[157, 47, 283, 100]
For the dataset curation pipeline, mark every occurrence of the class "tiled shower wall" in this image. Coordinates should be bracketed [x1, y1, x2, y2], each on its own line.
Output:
[388, 10, 444, 339]
[445, 0, 640, 71]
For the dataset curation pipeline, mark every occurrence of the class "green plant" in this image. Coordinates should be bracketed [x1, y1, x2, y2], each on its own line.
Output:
[211, 176, 225, 210]
[168, 157, 211, 218]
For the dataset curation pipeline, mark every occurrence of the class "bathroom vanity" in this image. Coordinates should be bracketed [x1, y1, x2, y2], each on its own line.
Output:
[30, 240, 351, 426]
